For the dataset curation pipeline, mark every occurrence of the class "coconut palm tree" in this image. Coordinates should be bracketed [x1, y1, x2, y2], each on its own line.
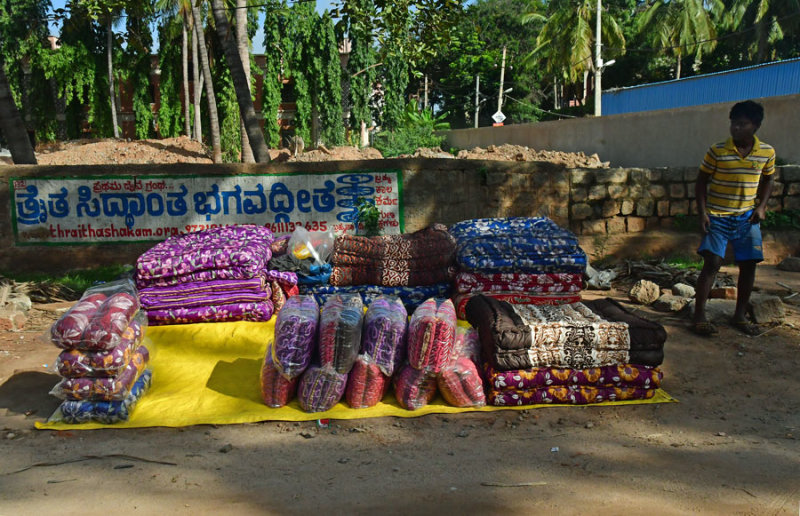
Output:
[209, 0, 270, 162]
[0, 58, 36, 164]
[637, 0, 724, 79]
[727, 0, 800, 63]
[191, 1, 223, 162]
[155, 0, 193, 136]
[236, 0, 255, 162]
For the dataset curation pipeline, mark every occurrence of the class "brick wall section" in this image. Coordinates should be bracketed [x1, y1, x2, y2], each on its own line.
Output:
[1, 160, 798, 274]
[568, 165, 800, 236]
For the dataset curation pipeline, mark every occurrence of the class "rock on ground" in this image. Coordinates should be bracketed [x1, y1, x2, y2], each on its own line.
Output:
[629, 279, 660, 305]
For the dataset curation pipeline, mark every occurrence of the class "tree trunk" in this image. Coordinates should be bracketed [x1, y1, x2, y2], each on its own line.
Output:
[50, 77, 67, 140]
[582, 70, 589, 104]
[236, 0, 255, 163]
[553, 76, 560, 109]
[191, 3, 222, 163]
[107, 14, 120, 138]
[182, 13, 191, 137]
[209, 0, 270, 162]
[0, 61, 36, 164]
[191, 13, 202, 142]
[675, 50, 682, 80]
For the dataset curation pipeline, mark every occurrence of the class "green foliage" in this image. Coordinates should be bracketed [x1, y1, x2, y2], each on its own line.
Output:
[157, 16, 185, 137]
[762, 210, 800, 230]
[215, 62, 244, 162]
[373, 103, 449, 157]
[342, 0, 377, 132]
[3, 264, 133, 297]
[260, 0, 286, 148]
[381, 40, 409, 130]
[672, 213, 699, 232]
[665, 255, 703, 270]
[355, 197, 380, 236]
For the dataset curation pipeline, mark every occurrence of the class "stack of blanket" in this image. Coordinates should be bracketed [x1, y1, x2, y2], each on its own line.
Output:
[48, 281, 153, 423]
[136, 225, 297, 325]
[299, 224, 455, 310]
[465, 294, 666, 406]
[448, 217, 586, 318]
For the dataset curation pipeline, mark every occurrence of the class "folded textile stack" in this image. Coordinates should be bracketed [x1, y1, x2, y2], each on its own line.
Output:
[465, 294, 667, 406]
[47, 280, 153, 424]
[329, 224, 457, 287]
[135, 225, 298, 325]
[297, 282, 452, 312]
[448, 217, 586, 318]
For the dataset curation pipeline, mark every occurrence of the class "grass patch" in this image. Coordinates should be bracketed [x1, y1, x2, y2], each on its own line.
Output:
[664, 255, 703, 269]
[1, 264, 133, 295]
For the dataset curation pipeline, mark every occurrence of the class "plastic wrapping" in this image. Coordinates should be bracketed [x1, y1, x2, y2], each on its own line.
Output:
[272, 295, 319, 379]
[288, 226, 335, 266]
[452, 326, 481, 366]
[406, 298, 457, 373]
[437, 357, 486, 408]
[297, 366, 348, 413]
[51, 278, 140, 350]
[393, 364, 438, 411]
[50, 346, 149, 401]
[361, 296, 408, 376]
[55, 319, 144, 378]
[51, 369, 152, 424]
[318, 294, 363, 374]
[260, 341, 299, 408]
[345, 355, 390, 409]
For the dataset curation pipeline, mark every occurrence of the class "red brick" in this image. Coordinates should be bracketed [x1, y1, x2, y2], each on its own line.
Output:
[709, 287, 737, 300]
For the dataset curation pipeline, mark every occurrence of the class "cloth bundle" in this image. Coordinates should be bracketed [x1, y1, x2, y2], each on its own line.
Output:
[487, 384, 657, 406]
[55, 320, 142, 378]
[406, 298, 457, 373]
[136, 225, 296, 325]
[360, 296, 407, 376]
[318, 295, 363, 374]
[452, 292, 581, 320]
[393, 364, 438, 411]
[436, 326, 485, 408]
[345, 356, 390, 409]
[52, 292, 141, 352]
[448, 217, 587, 274]
[329, 224, 457, 287]
[54, 369, 153, 424]
[260, 343, 299, 408]
[298, 283, 451, 312]
[50, 346, 149, 401]
[271, 295, 319, 380]
[297, 366, 348, 413]
[484, 363, 663, 391]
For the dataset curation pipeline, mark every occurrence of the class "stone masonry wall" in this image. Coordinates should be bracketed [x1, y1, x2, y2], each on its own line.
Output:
[568, 165, 800, 236]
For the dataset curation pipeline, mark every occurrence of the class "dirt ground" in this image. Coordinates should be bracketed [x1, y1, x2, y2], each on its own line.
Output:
[1, 137, 607, 168]
[0, 264, 798, 514]
[1, 139, 798, 513]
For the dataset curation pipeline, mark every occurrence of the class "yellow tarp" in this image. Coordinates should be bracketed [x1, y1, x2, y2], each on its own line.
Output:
[36, 319, 676, 430]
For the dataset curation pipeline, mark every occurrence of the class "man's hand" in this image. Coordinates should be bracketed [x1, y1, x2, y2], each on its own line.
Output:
[700, 213, 711, 233]
[750, 207, 767, 224]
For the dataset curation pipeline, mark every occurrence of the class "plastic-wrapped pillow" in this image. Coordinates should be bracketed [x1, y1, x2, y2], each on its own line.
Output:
[50, 346, 149, 401]
[272, 295, 319, 379]
[297, 366, 348, 413]
[260, 342, 298, 408]
[81, 292, 141, 351]
[393, 364, 438, 411]
[406, 298, 456, 373]
[318, 294, 363, 374]
[54, 369, 152, 424]
[51, 293, 108, 349]
[361, 296, 407, 376]
[437, 357, 486, 408]
[452, 326, 481, 365]
[345, 356, 390, 409]
[55, 320, 143, 378]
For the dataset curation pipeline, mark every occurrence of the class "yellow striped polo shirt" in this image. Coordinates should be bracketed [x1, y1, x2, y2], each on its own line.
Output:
[699, 136, 776, 215]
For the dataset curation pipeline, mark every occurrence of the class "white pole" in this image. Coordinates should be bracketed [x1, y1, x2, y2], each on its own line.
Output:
[594, 0, 602, 116]
[474, 74, 480, 128]
[497, 45, 507, 114]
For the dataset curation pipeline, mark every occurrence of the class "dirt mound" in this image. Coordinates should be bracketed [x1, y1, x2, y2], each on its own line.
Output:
[1, 138, 608, 167]
[456, 144, 608, 168]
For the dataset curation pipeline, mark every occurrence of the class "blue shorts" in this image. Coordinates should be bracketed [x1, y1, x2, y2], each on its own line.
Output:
[698, 210, 763, 262]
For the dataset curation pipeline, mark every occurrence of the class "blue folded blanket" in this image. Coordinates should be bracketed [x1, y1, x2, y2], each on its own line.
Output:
[298, 283, 452, 311]
[54, 369, 152, 424]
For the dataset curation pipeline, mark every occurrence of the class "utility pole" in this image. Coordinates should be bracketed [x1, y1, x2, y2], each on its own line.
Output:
[497, 45, 507, 114]
[594, 0, 602, 116]
[423, 75, 429, 110]
[474, 74, 480, 129]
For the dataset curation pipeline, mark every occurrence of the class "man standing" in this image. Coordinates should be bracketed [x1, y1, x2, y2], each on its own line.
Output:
[691, 100, 776, 336]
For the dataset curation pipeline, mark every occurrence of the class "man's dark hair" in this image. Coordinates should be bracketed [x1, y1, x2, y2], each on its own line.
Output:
[729, 100, 764, 126]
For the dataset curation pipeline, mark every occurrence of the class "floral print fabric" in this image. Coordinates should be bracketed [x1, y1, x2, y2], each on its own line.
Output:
[454, 272, 583, 294]
[55, 320, 143, 378]
[345, 356, 390, 409]
[260, 343, 299, 408]
[135, 225, 274, 285]
[361, 296, 408, 376]
[56, 369, 152, 424]
[146, 301, 274, 326]
[297, 366, 348, 413]
[272, 295, 319, 379]
[393, 364, 438, 411]
[484, 363, 663, 390]
[50, 346, 149, 401]
[487, 385, 656, 406]
[407, 298, 457, 373]
[298, 283, 452, 312]
[318, 295, 363, 374]
[453, 292, 582, 320]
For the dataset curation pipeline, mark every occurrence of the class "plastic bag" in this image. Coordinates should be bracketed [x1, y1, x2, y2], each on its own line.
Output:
[407, 298, 457, 373]
[318, 294, 363, 374]
[393, 364, 438, 411]
[50, 369, 152, 424]
[345, 355, 390, 409]
[297, 366, 348, 413]
[288, 226, 335, 266]
[51, 278, 141, 351]
[49, 345, 149, 401]
[260, 341, 299, 408]
[452, 326, 481, 365]
[55, 319, 145, 378]
[272, 295, 319, 379]
[437, 357, 486, 408]
[361, 296, 408, 376]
